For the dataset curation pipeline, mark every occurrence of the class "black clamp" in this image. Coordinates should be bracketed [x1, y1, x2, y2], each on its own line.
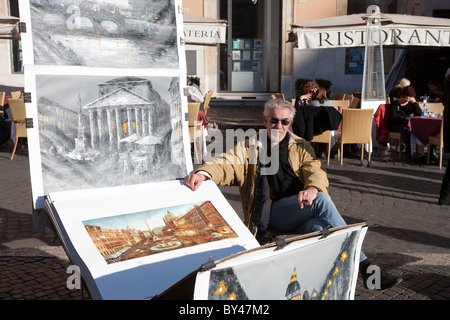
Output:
[274, 235, 287, 251]
[24, 92, 32, 103]
[19, 22, 26, 33]
[319, 225, 332, 239]
[25, 118, 33, 129]
[201, 257, 216, 271]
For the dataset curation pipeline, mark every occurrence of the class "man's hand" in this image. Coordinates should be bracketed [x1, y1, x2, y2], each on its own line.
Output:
[298, 186, 319, 209]
[184, 173, 208, 191]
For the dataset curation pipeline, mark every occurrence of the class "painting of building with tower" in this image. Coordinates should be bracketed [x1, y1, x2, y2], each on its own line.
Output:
[204, 230, 361, 300]
[36, 75, 187, 194]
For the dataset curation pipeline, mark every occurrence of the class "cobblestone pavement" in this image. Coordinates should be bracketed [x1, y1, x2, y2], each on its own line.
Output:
[0, 138, 449, 301]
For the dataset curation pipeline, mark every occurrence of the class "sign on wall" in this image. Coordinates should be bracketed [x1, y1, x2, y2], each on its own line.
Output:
[291, 13, 450, 50]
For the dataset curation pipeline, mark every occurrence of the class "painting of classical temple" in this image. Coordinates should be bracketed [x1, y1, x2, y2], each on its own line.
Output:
[36, 75, 187, 194]
[28, 0, 179, 68]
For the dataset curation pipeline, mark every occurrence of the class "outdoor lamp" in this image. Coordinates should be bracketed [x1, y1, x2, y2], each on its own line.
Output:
[361, 5, 386, 110]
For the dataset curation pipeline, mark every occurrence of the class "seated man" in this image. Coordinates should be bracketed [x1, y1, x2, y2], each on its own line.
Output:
[184, 98, 402, 290]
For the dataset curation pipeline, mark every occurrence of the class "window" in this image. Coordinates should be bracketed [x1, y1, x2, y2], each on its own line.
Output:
[219, 0, 280, 93]
[185, 50, 197, 76]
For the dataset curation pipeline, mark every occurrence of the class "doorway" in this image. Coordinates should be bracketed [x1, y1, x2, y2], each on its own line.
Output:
[219, 0, 281, 94]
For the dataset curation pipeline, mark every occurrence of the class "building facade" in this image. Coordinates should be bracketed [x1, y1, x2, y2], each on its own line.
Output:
[1, 0, 449, 101]
[184, 0, 450, 100]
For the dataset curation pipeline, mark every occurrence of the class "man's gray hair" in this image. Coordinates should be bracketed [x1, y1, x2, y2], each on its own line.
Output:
[263, 98, 296, 120]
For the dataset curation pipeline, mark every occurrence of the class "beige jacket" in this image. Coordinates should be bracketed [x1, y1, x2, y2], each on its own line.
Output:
[195, 131, 329, 231]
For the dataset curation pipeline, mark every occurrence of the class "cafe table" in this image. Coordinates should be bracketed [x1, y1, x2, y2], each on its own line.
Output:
[407, 116, 442, 154]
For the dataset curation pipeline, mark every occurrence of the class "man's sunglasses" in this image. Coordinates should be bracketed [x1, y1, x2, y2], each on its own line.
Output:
[269, 116, 290, 126]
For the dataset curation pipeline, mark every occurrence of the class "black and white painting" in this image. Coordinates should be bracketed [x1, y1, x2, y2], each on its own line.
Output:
[35, 74, 187, 194]
[27, 0, 179, 68]
[20, 0, 190, 207]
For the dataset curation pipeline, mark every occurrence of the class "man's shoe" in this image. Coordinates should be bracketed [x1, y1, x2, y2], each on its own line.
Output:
[378, 270, 403, 290]
[439, 197, 450, 206]
[361, 263, 403, 290]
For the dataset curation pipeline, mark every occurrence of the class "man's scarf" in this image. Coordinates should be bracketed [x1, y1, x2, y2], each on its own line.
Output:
[263, 133, 303, 200]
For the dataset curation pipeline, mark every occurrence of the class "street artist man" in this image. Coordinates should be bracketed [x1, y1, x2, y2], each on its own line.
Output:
[184, 98, 402, 290]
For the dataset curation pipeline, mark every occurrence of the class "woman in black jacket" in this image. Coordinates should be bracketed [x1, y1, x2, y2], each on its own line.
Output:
[388, 85, 422, 160]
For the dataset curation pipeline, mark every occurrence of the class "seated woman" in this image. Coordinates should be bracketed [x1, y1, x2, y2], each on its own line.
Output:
[294, 81, 319, 108]
[308, 87, 335, 107]
[388, 85, 422, 160]
[389, 78, 410, 102]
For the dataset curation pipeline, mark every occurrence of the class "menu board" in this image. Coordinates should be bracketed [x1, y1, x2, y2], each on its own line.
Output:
[232, 38, 263, 72]
[231, 38, 264, 92]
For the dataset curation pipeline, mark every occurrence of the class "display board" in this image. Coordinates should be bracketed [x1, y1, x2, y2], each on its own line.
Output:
[45, 180, 259, 300]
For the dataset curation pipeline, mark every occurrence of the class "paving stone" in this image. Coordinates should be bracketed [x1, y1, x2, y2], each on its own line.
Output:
[0, 137, 449, 300]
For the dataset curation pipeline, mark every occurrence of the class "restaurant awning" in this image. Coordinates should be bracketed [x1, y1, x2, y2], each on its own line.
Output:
[183, 14, 227, 44]
[0, 14, 20, 40]
[289, 12, 450, 49]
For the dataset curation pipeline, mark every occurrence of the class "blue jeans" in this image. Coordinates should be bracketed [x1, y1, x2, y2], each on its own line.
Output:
[269, 192, 367, 262]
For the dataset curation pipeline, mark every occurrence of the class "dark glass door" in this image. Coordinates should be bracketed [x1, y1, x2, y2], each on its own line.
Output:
[219, 0, 280, 93]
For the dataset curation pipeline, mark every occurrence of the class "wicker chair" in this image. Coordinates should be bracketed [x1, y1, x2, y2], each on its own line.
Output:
[426, 102, 444, 114]
[311, 130, 332, 165]
[338, 108, 374, 165]
[203, 90, 213, 115]
[0, 92, 5, 107]
[328, 100, 349, 109]
[11, 91, 21, 100]
[188, 102, 203, 163]
[271, 93, 285, 100]
[8, 99, 27, 160]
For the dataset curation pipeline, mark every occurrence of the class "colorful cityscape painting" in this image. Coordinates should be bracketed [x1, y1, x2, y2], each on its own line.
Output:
[83, 200, 238, 264]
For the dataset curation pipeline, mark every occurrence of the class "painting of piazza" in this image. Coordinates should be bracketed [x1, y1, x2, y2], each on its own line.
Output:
[28, 0, 179, 68]
[36, 74, 187, 194]
[83, 201, 239, 264]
